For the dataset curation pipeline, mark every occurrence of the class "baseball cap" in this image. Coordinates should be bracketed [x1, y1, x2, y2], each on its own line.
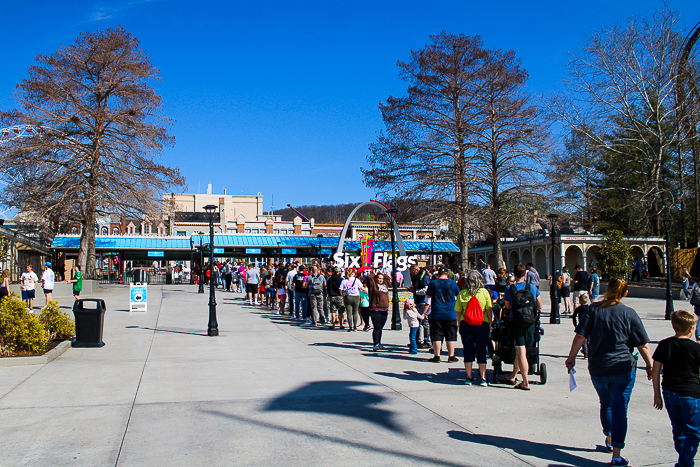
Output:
[45, 262, 52, 267]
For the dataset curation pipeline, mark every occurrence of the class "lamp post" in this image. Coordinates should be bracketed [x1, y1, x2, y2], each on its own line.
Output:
[316, 234, 323, 268]
[277, 241, 281, 264]
[204, 205, 219, 336]
[197, 233, 205, 294]
[189, 238, 194, 285]
[429, 234, 434, 267]
[662, 218, 674, 320]
[548, 213, 560, 325]
[387, 208, 402, 331]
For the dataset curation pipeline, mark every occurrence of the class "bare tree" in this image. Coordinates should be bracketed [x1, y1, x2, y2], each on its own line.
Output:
[549, 7, 690, 236]
[468, 49, 552, 268]
[363, 32, 551, 269]
[0, 27, 184, 277]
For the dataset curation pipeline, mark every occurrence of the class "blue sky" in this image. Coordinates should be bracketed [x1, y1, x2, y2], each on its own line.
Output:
[2, 0, 699, 212]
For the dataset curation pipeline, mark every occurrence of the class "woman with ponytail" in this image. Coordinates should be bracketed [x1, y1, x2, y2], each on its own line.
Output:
[565, 277, 653, 466]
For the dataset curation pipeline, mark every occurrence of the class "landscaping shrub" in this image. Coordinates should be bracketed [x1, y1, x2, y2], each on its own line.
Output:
[39, 301, 75, 340]
[0, 296, 48, 354]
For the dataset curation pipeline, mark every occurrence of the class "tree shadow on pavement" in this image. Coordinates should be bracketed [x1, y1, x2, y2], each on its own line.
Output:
[375, 368, 465, 385]
[447, 430, 607, 467]
[263, 380, 405, 433]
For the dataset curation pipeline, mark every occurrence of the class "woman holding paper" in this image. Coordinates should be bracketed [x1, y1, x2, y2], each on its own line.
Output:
[565, 277, 653, 467]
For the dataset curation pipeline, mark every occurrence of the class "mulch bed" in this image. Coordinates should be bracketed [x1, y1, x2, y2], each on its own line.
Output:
[1, 339, 67, 358]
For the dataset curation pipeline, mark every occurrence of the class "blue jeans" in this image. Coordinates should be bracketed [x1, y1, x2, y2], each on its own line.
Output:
[590, 369, 636, 449]
[663, 387, 700, 467]
[294, 293, 307, 320]
[408, 327, 419, 353]
[695, 306, 700, 341]
[287, 290, 294, 314]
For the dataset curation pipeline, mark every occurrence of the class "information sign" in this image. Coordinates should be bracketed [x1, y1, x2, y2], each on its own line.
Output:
[281, 248, 297, 255]
[129, 283, 148, 312]
[213, 247, 224, 254]
[246, 248, 262, 254]
[147, 250, 164, 257]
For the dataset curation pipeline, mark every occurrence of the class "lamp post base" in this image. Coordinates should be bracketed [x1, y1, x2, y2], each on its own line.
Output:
[207, 327, 219, 336]
[665, 297, 674, 320]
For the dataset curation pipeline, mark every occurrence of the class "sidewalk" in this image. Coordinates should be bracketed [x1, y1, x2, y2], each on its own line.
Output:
[0, 284, 683, 466]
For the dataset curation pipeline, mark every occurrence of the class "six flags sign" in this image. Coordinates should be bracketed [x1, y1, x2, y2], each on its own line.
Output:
[333, 238, 417, 272]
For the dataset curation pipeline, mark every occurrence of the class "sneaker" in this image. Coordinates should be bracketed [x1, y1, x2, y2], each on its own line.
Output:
[409, 351, 418, 354]
[478, 379, 489, 387]
[306, 318, 312, 323]
[428, 356, 441, 363]
[610, 457, 629, 466]
[377, 344, 384, 349]
[339, 325, 345, 330]
[418, 342, 430, 349]
[605, 436, 613, 453]
[464, 377, 474, 385]
[364, 326, 371, 331]
[372, 345, 380, 352]
[447, 356, 459, 363]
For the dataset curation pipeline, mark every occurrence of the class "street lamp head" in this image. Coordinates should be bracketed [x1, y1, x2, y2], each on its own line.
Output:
[387, 208, 398, 216]
[203, 204, 217, 214]
[317, 234, 323, 238]
[547, 213, 559, 223]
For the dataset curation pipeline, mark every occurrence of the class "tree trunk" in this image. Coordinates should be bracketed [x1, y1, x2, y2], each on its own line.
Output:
[678, 139, 687, 248]
[459, 207, 469, 271]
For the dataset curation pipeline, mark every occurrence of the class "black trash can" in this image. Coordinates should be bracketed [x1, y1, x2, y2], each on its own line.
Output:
[72, 299, 106, 347]
[132, 269, 142, 283]
[166, 272, 172, 284]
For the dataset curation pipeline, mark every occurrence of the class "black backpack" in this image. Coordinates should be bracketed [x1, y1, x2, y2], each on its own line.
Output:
[509, 284, 536, 328]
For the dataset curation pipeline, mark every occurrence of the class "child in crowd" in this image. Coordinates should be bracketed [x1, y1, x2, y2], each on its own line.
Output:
[572, 294, 590, 357]
[652, 309, 700, 467]
[403, 298, 424, 354]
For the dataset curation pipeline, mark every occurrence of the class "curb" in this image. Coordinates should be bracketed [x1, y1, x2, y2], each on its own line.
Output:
[0, 340, 72, 368]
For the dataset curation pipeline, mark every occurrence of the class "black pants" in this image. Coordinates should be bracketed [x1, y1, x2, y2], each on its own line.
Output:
[360, 306, 370, 328]
[370, 309, 388, 346]
[225, 274, 232, 291]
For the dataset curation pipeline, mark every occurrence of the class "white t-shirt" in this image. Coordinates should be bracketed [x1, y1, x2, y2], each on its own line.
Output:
[340, 277, 362, 296]
[482, 268, 497, 286]
[21, 271, 39, 291]
[285, 269, 298, 286]
[42, 269, 55, 290]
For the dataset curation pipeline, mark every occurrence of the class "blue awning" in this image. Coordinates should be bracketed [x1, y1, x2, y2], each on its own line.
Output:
[52, 235, 460, 253]
[52, 236, 192, 250]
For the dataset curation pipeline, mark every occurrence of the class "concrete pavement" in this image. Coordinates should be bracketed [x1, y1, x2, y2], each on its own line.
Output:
[0, 284, 686, 466]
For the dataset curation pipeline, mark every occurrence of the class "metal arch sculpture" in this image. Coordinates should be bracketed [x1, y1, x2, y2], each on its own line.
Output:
[334, 199, 409, 260]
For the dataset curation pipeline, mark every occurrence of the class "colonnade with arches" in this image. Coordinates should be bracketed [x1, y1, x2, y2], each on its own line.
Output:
[468, 235, 667, 277]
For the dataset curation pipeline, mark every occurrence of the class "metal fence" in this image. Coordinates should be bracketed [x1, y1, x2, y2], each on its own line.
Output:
[98, 268, 187, 285]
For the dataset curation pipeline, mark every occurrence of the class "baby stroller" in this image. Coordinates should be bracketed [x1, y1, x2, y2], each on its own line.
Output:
[490, 309, 547, 385]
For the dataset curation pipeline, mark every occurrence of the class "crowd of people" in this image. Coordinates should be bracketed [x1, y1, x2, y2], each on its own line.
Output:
[200, 258, 546, 388]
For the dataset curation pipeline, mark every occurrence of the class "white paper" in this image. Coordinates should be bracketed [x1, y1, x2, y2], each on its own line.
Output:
[569, 369, 578, 392]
